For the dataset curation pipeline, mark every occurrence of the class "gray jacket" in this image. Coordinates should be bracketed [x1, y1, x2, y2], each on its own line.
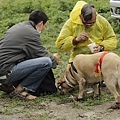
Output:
[0, 21, 57, 75]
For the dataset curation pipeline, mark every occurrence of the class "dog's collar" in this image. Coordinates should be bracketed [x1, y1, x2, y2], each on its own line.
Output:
[64, 75, 74, 88]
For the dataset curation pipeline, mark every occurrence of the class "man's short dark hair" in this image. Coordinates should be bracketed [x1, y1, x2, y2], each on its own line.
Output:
[81, 4, 95, 22]
[29, 10, 48, 25]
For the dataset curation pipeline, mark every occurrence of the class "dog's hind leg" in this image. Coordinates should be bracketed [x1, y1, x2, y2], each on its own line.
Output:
[117, 78, 120, 94]
[116, 81, 120, 95]
[77, 78, 86, 100]
[105, 79, 120, 103]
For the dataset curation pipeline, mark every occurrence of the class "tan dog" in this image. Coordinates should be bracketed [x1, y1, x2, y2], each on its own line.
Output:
[56, 52, 120, 105]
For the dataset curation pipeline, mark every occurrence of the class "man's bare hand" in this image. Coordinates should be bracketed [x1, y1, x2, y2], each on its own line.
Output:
[76, 32, 89, 42]
[53, 53, 60, 65]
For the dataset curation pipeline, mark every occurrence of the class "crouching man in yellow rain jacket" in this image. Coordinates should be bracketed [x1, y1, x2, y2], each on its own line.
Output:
[55, 1, 118, 63]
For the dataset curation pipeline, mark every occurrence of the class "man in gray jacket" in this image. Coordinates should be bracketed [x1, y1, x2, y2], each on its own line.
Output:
[0, 10, 59, 100]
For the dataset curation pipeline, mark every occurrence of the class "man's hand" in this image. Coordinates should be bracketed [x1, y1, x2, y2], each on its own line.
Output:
[93, 45, 104, 53]
[77, 32, 89, 42]
[73, 32, 89, 45]
[53, 53, 60, 65]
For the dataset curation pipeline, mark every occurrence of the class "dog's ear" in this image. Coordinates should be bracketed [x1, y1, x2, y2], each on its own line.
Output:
[55, 78, 62, 87]
[56, 72, 66, 87]
[56, 81, 66, 90]
[56, 80, 63, 86]
[56, 79, 62, 89]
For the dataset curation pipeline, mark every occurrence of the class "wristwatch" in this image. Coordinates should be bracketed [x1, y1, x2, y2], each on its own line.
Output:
[99, 45, 104, 52]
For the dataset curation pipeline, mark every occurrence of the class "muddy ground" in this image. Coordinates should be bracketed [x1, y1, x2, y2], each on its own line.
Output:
[0, 88, 120, 120]
[0, 100, 120, 120]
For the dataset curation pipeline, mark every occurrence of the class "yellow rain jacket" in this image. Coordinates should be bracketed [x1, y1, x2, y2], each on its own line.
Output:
[55, 1, 118, 62]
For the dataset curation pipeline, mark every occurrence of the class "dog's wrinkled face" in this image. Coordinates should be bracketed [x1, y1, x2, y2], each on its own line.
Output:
[56, 74, 74, 95]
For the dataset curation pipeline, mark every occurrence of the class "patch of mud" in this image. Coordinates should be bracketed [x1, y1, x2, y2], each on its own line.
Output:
[0, 101, 120, 120]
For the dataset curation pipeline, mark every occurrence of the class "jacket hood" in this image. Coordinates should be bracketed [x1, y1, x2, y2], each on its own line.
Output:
[70, 1, 87, 24]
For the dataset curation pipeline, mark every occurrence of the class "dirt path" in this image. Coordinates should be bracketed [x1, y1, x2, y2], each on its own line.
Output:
[0, 99, 120, 120]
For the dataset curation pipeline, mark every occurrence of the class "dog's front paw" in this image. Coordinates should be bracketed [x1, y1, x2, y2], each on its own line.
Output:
[108, 102, 120, 109]
[74, 97, 84, 101]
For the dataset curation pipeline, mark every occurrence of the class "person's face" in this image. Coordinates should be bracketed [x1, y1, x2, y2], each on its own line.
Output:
[41, 22, 47, 31]
[80, 10, 97, 29]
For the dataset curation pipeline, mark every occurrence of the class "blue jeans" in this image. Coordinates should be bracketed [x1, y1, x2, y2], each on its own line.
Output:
[5, 57, 52, 92]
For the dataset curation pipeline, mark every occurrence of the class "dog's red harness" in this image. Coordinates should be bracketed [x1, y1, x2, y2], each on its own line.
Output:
[94, 51, 109, 77]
